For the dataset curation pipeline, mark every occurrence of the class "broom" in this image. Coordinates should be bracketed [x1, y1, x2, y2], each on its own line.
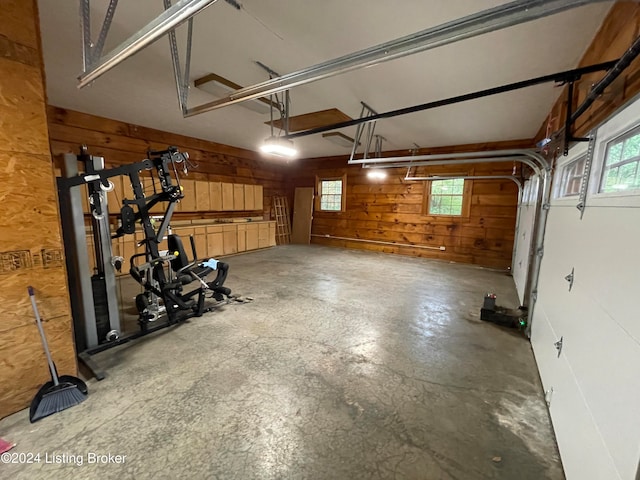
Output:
[27, 286, 88, 423]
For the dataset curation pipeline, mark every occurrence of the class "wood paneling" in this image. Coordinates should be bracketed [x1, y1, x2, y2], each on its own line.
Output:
[47, 106, 288, 222]
[536, 2, 640, 143]
[0, 0, 75, 419]
[288, 141, 527, 269]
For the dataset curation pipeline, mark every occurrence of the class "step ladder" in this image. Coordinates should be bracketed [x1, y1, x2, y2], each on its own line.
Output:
[272, 196, 291, 245]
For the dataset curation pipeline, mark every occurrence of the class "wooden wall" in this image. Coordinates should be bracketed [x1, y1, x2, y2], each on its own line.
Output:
[536, 1, 640, 143]
[47, 106, 289, 220]
[0, 1, 76, 418]
[288, 140, 531, 269]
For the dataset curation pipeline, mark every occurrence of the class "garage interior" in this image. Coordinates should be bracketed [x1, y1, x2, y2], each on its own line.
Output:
[0, 1, 638, 479]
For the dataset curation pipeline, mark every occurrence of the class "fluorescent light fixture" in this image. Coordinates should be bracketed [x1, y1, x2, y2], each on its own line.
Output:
[322, 132, 359, 148]
[259, 136, 298, 158]
[194, 73, 277, 115]
[367, 169, 387, 180]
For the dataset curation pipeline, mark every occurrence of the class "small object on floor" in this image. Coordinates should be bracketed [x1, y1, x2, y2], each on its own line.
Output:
[480, 293, 527, 330]
[492, 456, 502, 463]
[0, 437, 15, 454]
[230, 295, 254, 303]
[27, 286, 88, 423]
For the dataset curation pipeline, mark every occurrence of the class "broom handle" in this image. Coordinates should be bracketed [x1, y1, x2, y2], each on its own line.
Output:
[27, 286, 59, 387]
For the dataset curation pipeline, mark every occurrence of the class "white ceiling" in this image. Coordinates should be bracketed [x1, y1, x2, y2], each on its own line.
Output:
[38, 0, 613, 158]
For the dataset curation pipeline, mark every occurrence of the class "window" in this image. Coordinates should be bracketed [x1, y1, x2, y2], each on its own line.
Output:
[426, 178, 466, 216]
[317, 175, 346, 212]
[600, 126, 640, 193]
[559, 155, 586, 197]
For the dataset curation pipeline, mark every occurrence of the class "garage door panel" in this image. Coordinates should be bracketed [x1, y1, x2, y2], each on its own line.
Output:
[531, 304, 619, 480]
[567, 208, 640, 344]
[550, 283, 640, 480]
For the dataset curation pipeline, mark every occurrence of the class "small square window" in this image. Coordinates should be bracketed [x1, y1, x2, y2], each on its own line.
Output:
[600, 127, 640, 193]
[317, 176, 346, 212]
[427, 178, 466, 216]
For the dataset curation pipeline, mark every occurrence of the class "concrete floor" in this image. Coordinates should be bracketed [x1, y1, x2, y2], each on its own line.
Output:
[0, 245, 563, 479]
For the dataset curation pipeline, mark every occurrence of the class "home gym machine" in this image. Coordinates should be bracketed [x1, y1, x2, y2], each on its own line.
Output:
[57, 146, 232, 379]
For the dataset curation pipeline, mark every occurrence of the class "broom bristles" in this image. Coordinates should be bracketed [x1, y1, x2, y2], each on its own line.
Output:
[30, 382, 87, 422]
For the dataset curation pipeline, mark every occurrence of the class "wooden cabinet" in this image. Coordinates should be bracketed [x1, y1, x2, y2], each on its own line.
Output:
[237, 224, 247, 252]
[195, 180, 210, 211]
[179, 179, 196, 212]
[246, 223, 259, 250]
[269, 222, 276, 247]
[206, 225, 224, 257]
[194, 226, 208, 259]
[86, 222, 275, 280]
[209, 182, 222, 211]
[244, 184, 255, 210]
[233, 184, 244, 211]
[258, 223, 270, 249]
[254, 185, 263, 211]
[221, 183, 234, 211]
[223, 225, 238, 255]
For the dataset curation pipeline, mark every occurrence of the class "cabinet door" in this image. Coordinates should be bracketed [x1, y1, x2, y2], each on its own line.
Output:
[244, 184, 255, 210]
[180, 179, 197, 212]
[207, 225, 224, 257]
[233, 184, 245, 211]
[268, 222, 276, 246]
[195, 180, 211, 212]
[237, 224, 247, 252]
[258, 223, 269, 248]
[223, 225, 238, 255]
[194, 227, 208, 259]
[254, 185, 264, 211]
[221, 183, 234, 211]
[209, 182, 223, 211]
[246, 224, 259, 250]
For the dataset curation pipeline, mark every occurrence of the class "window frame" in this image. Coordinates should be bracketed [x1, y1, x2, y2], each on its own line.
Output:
[557, 155, 587, 198]
[598, 125, 640, 194]
[422, 176, 472, 218]
[315, 174, 347, 213]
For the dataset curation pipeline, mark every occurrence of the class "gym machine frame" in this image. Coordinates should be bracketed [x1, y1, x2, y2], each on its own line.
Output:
[58, 146, 230, 379]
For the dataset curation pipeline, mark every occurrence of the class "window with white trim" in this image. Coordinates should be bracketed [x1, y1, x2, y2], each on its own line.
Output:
[600, 126, 640, 193]
[317, 175, 346, 212]
[559, 155, 586, 197]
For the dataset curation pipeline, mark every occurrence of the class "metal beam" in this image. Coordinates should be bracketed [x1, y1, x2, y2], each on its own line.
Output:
[570, 34, 640, 123]
[352, 149, 549, 170]
[286, 61, 617, 140]
[78, 0, 218, 88]
[184, 0, 610, 117]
